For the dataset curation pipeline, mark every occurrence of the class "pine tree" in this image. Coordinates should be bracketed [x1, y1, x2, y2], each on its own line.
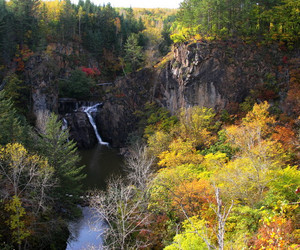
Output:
[124, 33, 144, 72]
[37, 113, 85, 199]
[0, 91, 27, 145]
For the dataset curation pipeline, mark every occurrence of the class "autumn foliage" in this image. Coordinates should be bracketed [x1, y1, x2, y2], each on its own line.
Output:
[81, 66, 101, 77]
[253, 216, 294, 249]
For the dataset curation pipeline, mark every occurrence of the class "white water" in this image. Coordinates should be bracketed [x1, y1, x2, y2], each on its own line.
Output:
[62, 118, 68, 131]
[82, 104, 109, 146]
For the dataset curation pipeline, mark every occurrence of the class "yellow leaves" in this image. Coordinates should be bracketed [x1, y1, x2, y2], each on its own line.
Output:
[226, 101, 289, 166]
[165, 216, 211, 250]
[203, 152, 228, 172]
[0, 143, 50, 172]
[227, 102, 274, 150]
[213, 157, 274, 205]
[158, 138, 203, 168]
[242, 101, 275, 133]
[148, 130, 172, 157]
[0, 143, 54, 201]
[5, 195, 30, 244]
[149, 164, 200, 212]
[0, 143, 27, 168]
[40, 0, 63, 21]
[178, 106, 216, 148]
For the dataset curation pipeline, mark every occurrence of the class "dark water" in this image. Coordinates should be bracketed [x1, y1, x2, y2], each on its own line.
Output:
[67, 144, 123, 249]
[80, 144, 123, 190]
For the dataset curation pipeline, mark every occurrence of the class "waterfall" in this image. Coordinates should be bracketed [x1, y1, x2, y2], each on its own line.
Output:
[62, 118, 68, 131]
[82, 104, 109, 146]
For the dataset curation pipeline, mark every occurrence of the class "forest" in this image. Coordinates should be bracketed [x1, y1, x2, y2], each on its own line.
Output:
[0, 0, 299, 249]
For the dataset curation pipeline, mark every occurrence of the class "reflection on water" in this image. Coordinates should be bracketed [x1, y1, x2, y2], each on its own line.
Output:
[67, 206, 104, 250]
[67, 145, 123, 249]
[80, 144, 123, 190]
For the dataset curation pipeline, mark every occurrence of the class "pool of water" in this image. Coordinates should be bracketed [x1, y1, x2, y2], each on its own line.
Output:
[66, 206, 104, 250]
[81, 144, 123, 190]
[66, 144, 123, 249]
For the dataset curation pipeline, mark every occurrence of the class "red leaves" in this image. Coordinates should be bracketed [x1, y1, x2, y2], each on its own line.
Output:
[115, 93, 126, 98]
[282, 56, 288, 64]
[81, 66, 101, 76]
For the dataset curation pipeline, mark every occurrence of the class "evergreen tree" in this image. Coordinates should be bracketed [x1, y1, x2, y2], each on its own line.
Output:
[9, 0, 40, 48]
[59, 69, 95, 99]
[124, 33, 144, 72]
[0, 91, 28, 145]
[0, 0, 16, 64]
[59, 0, 76, 41]
[36, 113, 85, 200]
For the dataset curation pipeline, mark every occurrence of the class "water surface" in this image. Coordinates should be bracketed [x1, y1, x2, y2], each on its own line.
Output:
[67, 144, 123, 249]
[67, 206, 104, 250]
[80, 144, 123, 190]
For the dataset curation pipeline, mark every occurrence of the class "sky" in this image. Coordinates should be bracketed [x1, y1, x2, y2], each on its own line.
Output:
[71, 0, 182, 9]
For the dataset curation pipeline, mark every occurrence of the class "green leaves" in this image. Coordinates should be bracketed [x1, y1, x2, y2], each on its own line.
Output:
[175, 0, 299, 43]
[124, 33, 145, 72]
[37, 113, 85, 198]
[58, 69, 95, 99]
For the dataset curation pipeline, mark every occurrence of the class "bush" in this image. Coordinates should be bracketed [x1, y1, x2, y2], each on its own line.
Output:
[59, 70, 95, 99]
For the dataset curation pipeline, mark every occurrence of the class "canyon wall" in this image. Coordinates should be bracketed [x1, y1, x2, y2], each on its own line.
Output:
[29, 40, 297, 148]
[97, 40, 295, 147]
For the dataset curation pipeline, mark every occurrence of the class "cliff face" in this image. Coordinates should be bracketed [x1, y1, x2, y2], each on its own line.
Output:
[64, 111, 97, 148]
[153, 40, 291, 113]
[28, 40, 297, 148]
[27, 42, 99, 123]
[96, 69, 155, 147]
[97, 40, 296, 147]
[27, 43, 102, 148]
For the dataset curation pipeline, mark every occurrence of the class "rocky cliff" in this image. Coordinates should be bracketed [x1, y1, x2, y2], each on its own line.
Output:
[154, 40, 292, 112]
[26, 43, 104, 148]
[28, 40, 298, 148]
[27, 42, 100, 123]
[97, 40, 297, 147]
[96, 68, 155, 147]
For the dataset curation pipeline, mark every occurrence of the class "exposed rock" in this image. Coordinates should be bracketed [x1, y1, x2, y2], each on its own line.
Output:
[27, 42, 100, 125]
[153, 41, 286, 113]
[96, 40, 297, 147]
[64, 111, 97, 149]
[28, 54, 60, 117]
[96, 69, 154, 147]
[29, 40, 298, 149]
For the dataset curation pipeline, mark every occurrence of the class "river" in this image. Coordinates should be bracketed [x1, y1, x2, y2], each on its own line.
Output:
[66, 145, 123, 249]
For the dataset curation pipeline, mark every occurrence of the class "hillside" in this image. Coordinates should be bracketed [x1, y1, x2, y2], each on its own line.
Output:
[0, 0, 299, 249]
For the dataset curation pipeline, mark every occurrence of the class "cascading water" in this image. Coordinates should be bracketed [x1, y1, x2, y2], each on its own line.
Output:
[61, 118, 68, 131]
[82, 104, 109, 146]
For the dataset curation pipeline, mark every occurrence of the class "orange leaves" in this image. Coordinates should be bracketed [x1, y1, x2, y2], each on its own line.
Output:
[272, 125, 296, 151]
[253, 216, 294, 249]
[13, 45, 33, 72]
[286, 62, 300, 115]
[114, 17, 121, 34]
[172, 179, 215, 218]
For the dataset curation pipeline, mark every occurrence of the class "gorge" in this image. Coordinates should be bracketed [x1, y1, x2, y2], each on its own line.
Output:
[1, 0, 299, 248]
[52, 40, 298, 149]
